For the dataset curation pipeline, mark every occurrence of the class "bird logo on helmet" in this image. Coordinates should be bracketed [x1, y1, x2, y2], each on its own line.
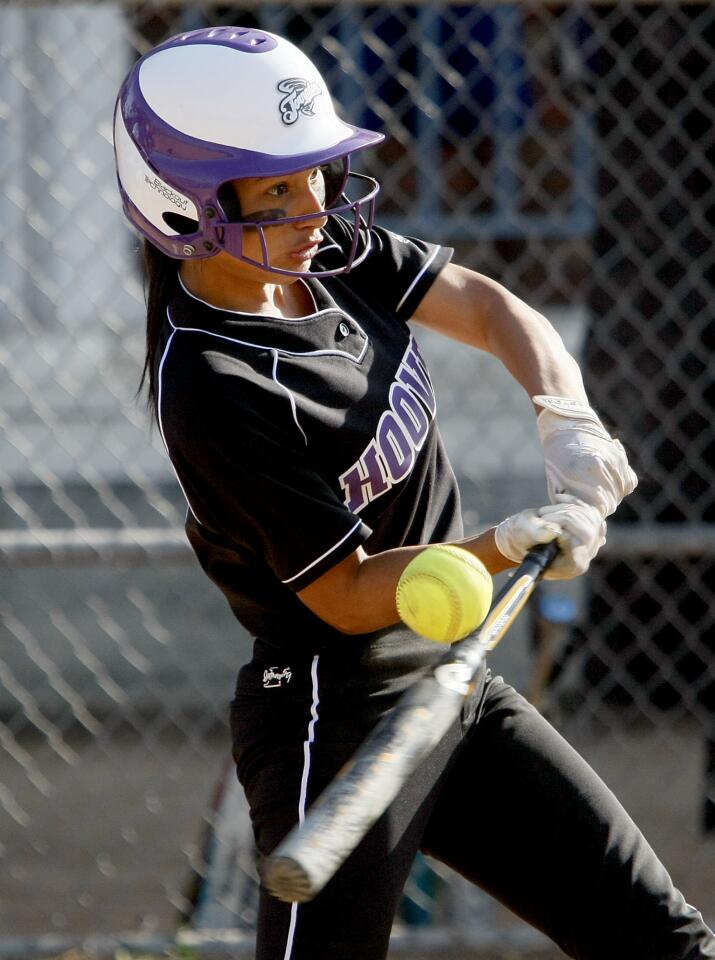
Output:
[277, 78, 323, 125]
[112, 26, 384, 277]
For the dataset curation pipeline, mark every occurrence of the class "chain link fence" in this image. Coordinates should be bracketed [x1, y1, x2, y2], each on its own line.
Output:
[1, 1, 714, 954]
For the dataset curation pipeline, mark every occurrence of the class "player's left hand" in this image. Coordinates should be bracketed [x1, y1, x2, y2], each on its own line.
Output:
[533, 395, 638, 518]
[495, 494, 606, 580]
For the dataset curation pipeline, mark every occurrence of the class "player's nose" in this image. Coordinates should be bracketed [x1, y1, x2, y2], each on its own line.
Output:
[294, 182, 328, 229]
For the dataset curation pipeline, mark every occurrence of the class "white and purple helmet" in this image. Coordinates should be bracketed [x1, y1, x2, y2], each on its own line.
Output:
[113, 26, 384, 276]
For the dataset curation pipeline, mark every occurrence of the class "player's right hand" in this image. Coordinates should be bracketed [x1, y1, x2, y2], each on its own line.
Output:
[533, 395, 638, 519]
[494, 494, 606, 580]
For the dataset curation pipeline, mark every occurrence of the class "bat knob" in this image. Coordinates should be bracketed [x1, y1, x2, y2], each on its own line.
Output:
[261, 855, 315, 903]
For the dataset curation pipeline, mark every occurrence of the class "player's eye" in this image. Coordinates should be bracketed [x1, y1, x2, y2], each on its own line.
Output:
[266, 181, 289, 198]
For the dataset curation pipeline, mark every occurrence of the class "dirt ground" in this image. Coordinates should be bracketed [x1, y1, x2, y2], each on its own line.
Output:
[8, 950, 563, 960]
[1, 945, 565, 960]
[1, 719, 713, 957]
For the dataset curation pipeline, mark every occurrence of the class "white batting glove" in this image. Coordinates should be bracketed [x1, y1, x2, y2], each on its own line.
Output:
[533, 395, 638, 519]
[494, 494, 607, 580]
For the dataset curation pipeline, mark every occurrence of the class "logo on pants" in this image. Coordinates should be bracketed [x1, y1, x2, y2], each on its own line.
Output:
[263, 666, 292, 688]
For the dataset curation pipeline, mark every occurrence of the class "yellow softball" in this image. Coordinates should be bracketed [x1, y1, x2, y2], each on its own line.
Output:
[395, 544, 493, 643]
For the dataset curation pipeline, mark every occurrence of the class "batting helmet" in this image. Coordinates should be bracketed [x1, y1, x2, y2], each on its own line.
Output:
[113, 26, 384, 275]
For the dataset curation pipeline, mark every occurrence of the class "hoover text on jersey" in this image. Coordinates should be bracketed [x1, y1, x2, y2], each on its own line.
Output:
[339, 336, 436, 513]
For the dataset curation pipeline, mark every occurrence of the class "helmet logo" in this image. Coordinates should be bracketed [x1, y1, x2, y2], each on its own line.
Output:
[277, 78, 322, 125]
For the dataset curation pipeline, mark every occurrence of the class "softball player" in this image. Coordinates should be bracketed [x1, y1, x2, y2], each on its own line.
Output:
[113, 27, 715, 960]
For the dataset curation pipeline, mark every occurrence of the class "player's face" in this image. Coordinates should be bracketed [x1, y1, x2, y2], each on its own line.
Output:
[231, 167, 329, 276]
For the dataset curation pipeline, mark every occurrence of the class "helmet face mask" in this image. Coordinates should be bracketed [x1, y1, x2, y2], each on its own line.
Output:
[113, 26, 384, 277]
[215, 171, 379, 277]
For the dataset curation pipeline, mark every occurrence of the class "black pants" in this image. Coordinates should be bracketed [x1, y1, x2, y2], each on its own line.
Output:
[232, 662, 715, 960]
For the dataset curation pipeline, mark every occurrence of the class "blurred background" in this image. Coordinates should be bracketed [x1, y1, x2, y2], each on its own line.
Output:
[1, 1, 713, 957]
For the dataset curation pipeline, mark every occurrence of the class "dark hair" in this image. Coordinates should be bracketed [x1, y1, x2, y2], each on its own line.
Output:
[139, 240, 179, 417]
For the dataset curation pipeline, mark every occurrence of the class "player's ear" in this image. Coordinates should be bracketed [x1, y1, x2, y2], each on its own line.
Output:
[162, 212, 200, 234]
[217, 181, 243, 223]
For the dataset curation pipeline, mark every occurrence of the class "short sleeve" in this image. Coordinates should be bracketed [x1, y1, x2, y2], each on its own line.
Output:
[319, 216, 453, 322]
[162, 372, 372, 592]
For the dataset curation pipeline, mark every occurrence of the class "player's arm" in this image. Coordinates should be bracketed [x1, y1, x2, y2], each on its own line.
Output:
[298, 498, 602, 635]
[411, 262, 637, 517]
[411, 262, 588, 407]
[297, 530, 505, 635]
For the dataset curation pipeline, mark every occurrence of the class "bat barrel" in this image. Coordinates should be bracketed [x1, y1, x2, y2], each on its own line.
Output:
[261, 673, 464, 901]
[261, 856, 315, 904]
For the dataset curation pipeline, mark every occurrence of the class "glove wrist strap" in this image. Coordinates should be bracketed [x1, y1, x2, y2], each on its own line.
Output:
[532, 395, 603, 427]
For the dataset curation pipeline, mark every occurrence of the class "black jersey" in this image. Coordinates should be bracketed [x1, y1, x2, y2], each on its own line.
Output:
[157, 217, 462, 673]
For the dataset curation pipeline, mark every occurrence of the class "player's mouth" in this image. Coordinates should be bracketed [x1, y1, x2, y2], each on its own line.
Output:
[289, 235, 323, 262]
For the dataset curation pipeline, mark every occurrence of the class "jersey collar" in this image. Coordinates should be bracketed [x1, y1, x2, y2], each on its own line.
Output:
[171, 274, 369, 361]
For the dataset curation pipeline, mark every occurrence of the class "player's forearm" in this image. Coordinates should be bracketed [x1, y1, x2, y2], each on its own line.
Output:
[483, 286, 588, 407]
[414, 266, 588, 406]
[317, 529, 513, 635]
